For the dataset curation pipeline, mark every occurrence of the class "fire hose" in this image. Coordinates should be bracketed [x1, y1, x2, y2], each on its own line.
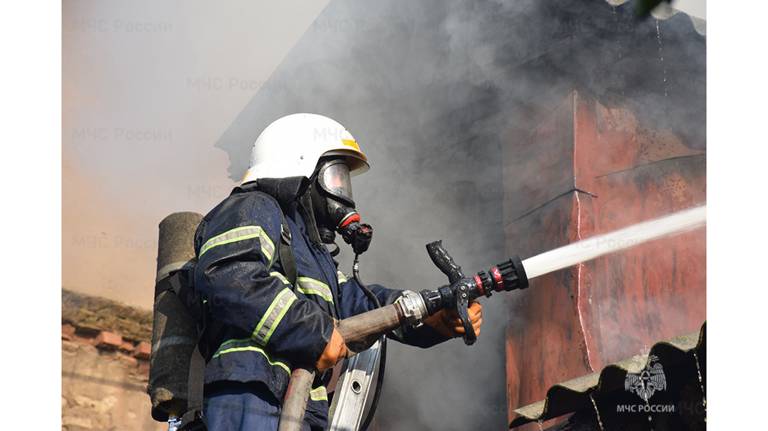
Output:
[277, 240, 529, 431]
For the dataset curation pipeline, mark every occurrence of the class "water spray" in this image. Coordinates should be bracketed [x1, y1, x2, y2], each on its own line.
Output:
[279, 205, 707, 431]
[523, 205, 706, 279]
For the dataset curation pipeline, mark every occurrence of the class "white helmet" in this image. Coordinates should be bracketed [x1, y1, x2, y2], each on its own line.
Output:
[242, 113, 369, 184]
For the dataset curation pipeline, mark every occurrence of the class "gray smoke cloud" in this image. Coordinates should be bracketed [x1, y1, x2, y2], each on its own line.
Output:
[215, 0, 705, 429]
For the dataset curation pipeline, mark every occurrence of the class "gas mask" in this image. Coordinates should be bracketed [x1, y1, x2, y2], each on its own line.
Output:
[311, 158, 373, 255]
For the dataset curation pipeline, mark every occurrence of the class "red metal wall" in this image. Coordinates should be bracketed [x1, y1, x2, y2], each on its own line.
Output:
[503, 92, 705, 428]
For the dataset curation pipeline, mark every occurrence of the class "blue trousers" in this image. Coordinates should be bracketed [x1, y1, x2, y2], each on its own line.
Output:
[204, 382, 311, 431]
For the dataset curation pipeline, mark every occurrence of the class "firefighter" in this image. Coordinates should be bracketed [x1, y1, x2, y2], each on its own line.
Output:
[194, 113, 484, 430]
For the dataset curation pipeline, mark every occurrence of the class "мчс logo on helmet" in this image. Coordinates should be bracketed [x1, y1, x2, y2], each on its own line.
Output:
[625, 355, 667, 402]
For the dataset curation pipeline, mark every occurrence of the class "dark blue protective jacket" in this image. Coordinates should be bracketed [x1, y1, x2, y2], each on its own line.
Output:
[193, 178, 447, 428]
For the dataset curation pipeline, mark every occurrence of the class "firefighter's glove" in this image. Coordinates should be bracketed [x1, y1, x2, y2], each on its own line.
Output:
[316, 328, 349, 372]
[423, 301, 483, 339]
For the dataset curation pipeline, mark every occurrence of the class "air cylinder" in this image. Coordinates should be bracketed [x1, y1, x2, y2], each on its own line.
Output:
[148, 212, 203, 421]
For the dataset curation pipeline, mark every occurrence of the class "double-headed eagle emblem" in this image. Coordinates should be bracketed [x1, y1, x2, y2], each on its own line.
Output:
[624, 355, 667, 401]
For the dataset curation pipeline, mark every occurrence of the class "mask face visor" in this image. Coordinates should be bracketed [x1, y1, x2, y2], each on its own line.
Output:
[318, 160, 354, 205]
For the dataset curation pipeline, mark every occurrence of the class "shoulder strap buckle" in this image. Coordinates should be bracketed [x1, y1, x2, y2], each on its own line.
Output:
[278, 215, 298, 286]
[280, 222, 292, 245]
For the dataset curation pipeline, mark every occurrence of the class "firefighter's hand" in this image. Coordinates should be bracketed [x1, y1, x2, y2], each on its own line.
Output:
[316, 328, 349, 372]
[423, 301, 483, 338]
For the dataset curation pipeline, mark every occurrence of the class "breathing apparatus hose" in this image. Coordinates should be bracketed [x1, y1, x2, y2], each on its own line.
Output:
[352, 254, 387, 431]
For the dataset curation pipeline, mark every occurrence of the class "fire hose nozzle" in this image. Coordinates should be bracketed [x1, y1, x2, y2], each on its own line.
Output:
[423, 240, 530, 345]
[475, 256, 529, 296]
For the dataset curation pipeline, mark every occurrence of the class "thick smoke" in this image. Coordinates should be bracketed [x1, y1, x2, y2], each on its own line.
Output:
[215, 0, 704, 429]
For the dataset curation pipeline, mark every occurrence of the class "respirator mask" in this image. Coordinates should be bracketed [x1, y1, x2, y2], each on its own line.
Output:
[311, 158, 373, 255]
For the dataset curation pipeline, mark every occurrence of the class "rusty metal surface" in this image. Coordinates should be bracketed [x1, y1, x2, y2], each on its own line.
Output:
[571, 93, 706, 370]
[509, 323, 705, 428]
[504, 191, 595, 423]
[503, 92, 706, 430]
[503, 95, 578, 221]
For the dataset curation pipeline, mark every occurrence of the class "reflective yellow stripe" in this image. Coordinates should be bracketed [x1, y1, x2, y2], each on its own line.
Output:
[341, 138, 360, 151]
[212, 338, 290, 374]
[270, 271, 290, 285]
[337, 271, 348, 284]
[297, 277, 334, 303]
[310, 386, 328, 401]
[252, 288, 297, 345]
[199, 225, 275, 262]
